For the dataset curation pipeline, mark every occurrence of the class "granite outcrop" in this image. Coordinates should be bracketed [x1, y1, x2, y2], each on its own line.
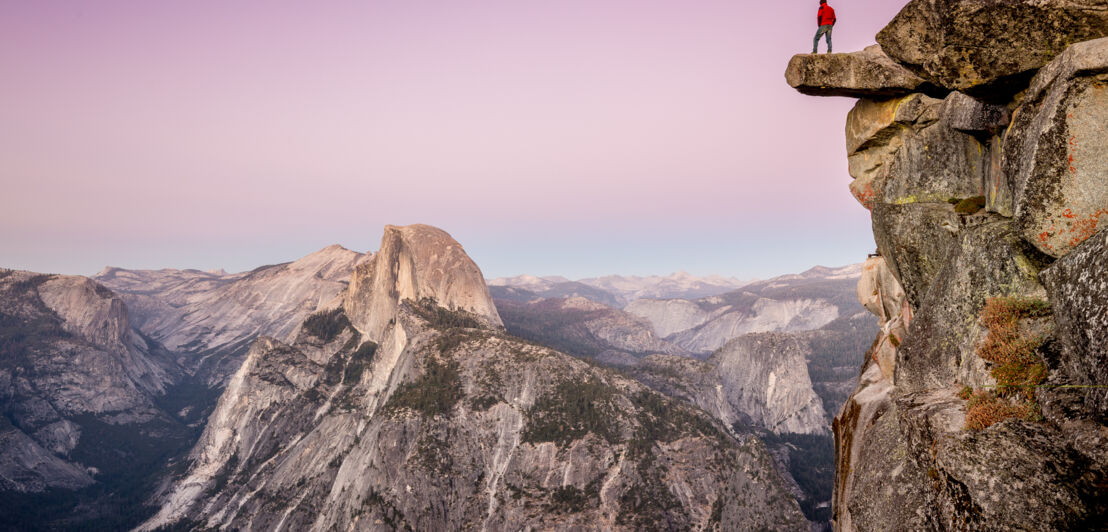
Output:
[789, 2, 1108, 529]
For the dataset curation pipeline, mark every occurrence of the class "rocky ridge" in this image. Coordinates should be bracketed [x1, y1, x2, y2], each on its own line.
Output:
[96, 244, 366, 384]
[788, 1, 1108, 529]
[141, 225, 808, 531]
[489, 272, 747, 307]
[492, 293, 690, 367]
[626, 264, 862, 354]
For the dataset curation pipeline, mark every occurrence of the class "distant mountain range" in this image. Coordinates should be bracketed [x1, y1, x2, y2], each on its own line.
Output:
[488, 271, 750, 307]
[2, 230, 869, 530]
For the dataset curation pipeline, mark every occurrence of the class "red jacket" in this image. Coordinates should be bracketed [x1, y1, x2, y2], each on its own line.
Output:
[818, 5, 836, 26]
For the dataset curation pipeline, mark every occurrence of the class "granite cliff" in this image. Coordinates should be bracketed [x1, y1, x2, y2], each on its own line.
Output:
[788, 1, 1108, 529]
[141, 224, 808, 531]
[0, 271, 183, 492]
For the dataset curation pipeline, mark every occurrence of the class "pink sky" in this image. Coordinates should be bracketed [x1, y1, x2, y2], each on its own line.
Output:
[1, 1, 908, 279]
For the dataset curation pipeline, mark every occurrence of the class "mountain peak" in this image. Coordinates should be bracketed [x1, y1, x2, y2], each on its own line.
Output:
[344, 224, 502, 342]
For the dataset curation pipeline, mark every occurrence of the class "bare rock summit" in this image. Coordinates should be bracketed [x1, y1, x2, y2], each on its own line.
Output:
[344, 224, 503, 342]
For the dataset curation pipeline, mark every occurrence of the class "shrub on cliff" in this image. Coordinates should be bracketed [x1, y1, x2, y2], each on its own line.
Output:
[963, 297, 1051, 430]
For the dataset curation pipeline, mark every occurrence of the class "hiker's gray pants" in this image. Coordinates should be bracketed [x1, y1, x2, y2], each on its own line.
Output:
[813, 25, 833, 53]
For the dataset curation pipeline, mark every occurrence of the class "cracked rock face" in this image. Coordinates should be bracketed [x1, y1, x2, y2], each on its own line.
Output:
[1041, 230, 1108, 416]
[628, 333, 830, 437]
[1005, 37, 1108, 258]
[140, 225, 808, 531]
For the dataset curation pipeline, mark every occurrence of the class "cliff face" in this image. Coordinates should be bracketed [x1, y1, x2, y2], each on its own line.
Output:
[630, 333, 829, 436]
[0, 271, 183, 493]
[788, 1, 1108, 529]
[344, 224, 502, 343]
[142, 224, 807, 531]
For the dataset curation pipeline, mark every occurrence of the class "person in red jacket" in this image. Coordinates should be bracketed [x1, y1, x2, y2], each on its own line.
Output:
[813, 0, 836, 54]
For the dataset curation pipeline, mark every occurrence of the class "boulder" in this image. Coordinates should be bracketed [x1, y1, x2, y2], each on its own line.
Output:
[940, 91, 1010, 134]
[785, 45, 933, 98]
[877, 0, 1108, 98]
[845, 92, 987, 212]
[1041, 229, 1108, 417]
[845, 94, 942, 210]
[1005, 37, 1108, 258]
[879, 119, 986, 205]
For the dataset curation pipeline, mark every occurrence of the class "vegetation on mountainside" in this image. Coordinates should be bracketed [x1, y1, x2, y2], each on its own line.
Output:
[963, 297, 1051, 430]
[521, 377, 619, 446]
[344, 340, 378, 384]
[409, 298, 485, 330]
[302, 308, 351, 343]
[0, 274, 70, 371]
[762, 432, 835, 522]
[493, 298, 612, 359]
[383, 357, 462, 417]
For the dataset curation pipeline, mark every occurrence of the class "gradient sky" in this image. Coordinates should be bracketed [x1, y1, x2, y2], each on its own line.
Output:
[1, 0, 907, 279]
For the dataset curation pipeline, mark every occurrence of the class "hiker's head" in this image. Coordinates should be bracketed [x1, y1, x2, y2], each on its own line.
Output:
[819, 0, 826, 4]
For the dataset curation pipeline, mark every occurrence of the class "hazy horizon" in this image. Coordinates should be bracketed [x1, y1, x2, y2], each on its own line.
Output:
[2, 1, 905, 280]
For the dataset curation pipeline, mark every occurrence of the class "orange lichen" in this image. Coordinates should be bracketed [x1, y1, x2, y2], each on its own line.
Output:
[851, 181, 876, 210]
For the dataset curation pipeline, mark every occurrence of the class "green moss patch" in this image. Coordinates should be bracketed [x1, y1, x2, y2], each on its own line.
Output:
[954, 195, 987, 215]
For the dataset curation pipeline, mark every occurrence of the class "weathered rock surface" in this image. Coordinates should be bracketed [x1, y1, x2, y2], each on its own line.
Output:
[845, 90, 993, 218]
[630, 334, 829, 436]
[877, 0, 1108, 97]
[1004, 37, 1108, 258]
[940, 91, 1011, 133]
[345, 224, 502, 343]
[141, 226, 807, 531]
[96, 244, 365, 383]
[896, 219, 1050, 392]
[1041, 230, 1108, 416]
[785, 45, 933, 98]
[856, 257, 911, 381]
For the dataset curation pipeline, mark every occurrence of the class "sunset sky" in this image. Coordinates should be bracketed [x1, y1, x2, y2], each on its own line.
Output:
[2, 1, 908, 279]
